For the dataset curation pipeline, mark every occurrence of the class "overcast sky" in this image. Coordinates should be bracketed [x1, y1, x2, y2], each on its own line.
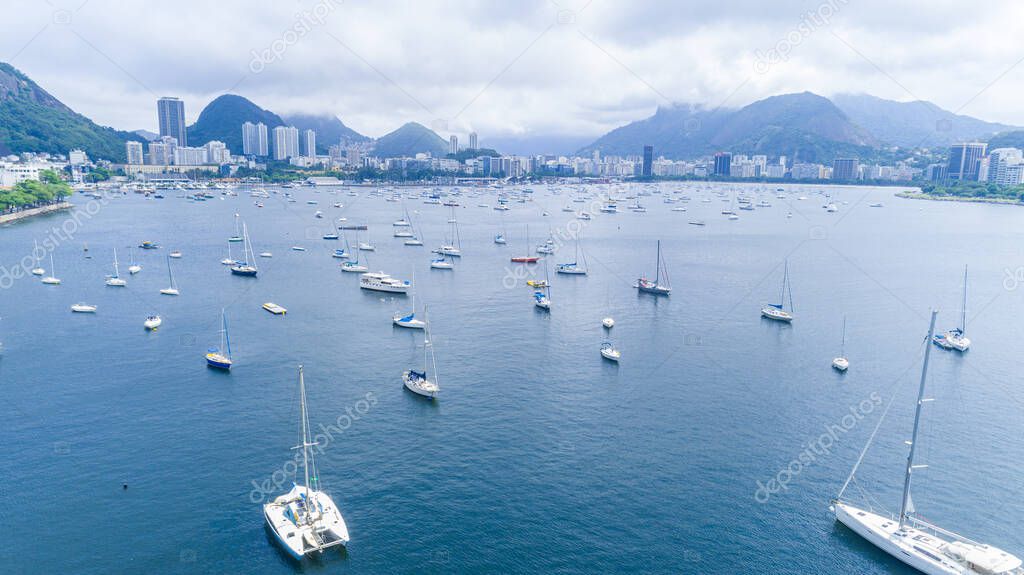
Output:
[4, 0, 1024, 151]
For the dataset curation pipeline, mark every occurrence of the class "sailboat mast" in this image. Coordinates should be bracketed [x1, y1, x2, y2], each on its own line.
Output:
[222, 309, 231, 358]
[655, 240, 661, 284]
[961, 265, 968, 333]
[840, 316, 846, 357]
[299, 366, 312, 523]
[899, 309, 938, 529]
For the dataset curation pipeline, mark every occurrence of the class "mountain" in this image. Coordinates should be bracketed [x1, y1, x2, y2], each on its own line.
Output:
[285, 113, 367, 153]
[0, 62, 140, 161]
[987, 130, 1024, 150]
[580, 92, 875, 163]
[372, 122, 447, 158]
[186, 94, 284, 154]
[133, 129, 159, 141]
[832, 93, 1019, 149]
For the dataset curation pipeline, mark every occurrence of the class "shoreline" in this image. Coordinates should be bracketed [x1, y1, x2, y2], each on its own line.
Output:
[895, 191, 1024, 206]
[0, 202, 74, 225]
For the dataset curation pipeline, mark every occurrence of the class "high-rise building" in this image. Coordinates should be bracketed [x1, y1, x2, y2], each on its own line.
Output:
[272, 126, 300, 160]
[242, 122, 269, 157]
[174, 146, 207, 166]
[987, 148, 1024, 185]
[148, 136, 177, 166]
[157, 97, 187, 147]
[713, 152, 731, 176]
[468, 132, 478, 150]
[450, 135, 459, 155]
[832, 158, 858, 181]
[125, 141, 144, 165]
[303, 129, 316, 158]
[204, 141, 230, 164]
[642, 145, 653, 177]
[946, 142, 987, 181]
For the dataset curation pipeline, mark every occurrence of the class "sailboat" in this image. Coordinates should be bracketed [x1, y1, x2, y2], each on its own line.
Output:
[511, 225, 540, 263]
[341, 232, 369, 272]
[556, 230, 588, 275]
[832, 315, 849, 371]
[230, 222, 258, 276]
[105, 248, 127, 286]
[205, 309, 232, 369]
[831, 310, 1022, 575]
[264, 366, 350, 559]
[761, 260, 794, 322]
[128, 246, 142, 274]
[534, 261, 551, 310]
[221, 240, 237, 266]
[434, 205, 462, 256]
[635, 240, 671, 295]
[160, 255, 179, 295]
[228, 213, 243, 242]
[31, 256, 45, 276]
[402, 308, 440, 398]
[393, 275, 426, 328]
[41, 253, 61, 285]
[934, 265, 971, 351]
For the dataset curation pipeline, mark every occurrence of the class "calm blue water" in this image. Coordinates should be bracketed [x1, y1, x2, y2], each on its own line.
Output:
[2, 183, 1024, 574]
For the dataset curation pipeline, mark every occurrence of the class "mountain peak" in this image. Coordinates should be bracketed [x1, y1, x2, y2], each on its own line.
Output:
[373, 122, 447, 158]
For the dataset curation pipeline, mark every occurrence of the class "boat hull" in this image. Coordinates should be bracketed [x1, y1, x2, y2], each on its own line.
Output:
[206, 354, 232, 370]
[761, 307, 793, 322]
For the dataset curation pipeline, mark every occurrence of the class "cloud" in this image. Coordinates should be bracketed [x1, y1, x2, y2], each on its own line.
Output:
[2, 0, 1023, 150]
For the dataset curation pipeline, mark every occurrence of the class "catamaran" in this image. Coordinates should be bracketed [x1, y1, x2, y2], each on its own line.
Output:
[635, 240, 671, 295]
[230, 222, 259, 277]
[106, 248, 127, 286]
[832, 315, 849, 371]
[160, 255, 179, 295]
[557, 230, 588, 275]
[934, 265, 971, 351]
[205, 309, 232, 370]
[264, 366, 350, 559]
[761, 260, 794, 322]
[403, 308, 440, 399]
[831, 310, 1022, 575]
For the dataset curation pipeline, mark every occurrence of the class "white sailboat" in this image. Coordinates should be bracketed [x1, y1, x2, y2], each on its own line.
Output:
[393, 274, 426, 328]
[160, 255, 179, 295]
[761, 260, 794, 322]
[934, 265, 971, 351]
[41, 253, 61, 285]
[221, 240, 236, 266]
[127, 246, 142, 274]
[403, 307, 440, 399]
[230, 222, 258, 276]
[106, 248, 127, 286]
[534, 260, 551, 310]
[832, 310, 1022, 575]
[556, 230, 588, 275]
[832, 315, 849, 371]
[264, 366, 350, 559]
[228, 213, 243, 242]
[434, 205, 462, 257]
[635, 240, 670, 295]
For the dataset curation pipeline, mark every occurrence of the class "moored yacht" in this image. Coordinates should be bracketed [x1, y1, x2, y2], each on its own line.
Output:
[360, 271, 409, 294]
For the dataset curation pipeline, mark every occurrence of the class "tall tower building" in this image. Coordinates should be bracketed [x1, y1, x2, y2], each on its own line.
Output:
[832, 158, 858, 181]
[713, 152, 732, 176]
[642, 145, 653, 177]
[242, 122, 269, 157]
[125, 141, 144, 165]
[157, 97, 187, 146]
[946, 142, 987, 181]
[304, 129, 317, 158]
[449, 135, 459, 155]
[468, 132, 478, 150]
[272, 126, 300, 160]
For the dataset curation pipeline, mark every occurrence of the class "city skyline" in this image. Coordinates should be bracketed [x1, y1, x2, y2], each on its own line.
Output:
[4, 0, 1024, 149]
